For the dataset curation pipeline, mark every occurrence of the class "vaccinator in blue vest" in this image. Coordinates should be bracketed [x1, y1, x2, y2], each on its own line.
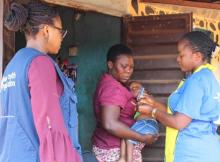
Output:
[0, 2, 82, 162]
[138, 31, 220, 162]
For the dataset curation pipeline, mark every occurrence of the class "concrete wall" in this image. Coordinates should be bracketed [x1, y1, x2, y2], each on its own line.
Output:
[59, 7, 121, 150]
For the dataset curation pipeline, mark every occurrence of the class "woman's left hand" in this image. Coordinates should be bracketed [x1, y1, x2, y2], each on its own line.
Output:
[142, 134, 159, 145]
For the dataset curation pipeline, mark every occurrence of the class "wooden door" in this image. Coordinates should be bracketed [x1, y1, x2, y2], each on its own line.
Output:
[122, 13, 192, 162]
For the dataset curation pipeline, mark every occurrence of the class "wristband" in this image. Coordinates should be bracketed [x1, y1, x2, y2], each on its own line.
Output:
[151, 108, 157, 119]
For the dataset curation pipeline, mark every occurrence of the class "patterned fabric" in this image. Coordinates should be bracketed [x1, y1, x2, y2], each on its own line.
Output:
[93, 143, 145, 162]
[93, 145, 120, 162]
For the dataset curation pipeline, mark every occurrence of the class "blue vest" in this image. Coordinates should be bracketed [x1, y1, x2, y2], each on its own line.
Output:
[0, 48, 81, 162]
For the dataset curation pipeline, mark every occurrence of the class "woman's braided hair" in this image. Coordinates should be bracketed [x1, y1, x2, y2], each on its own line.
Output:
[180, 31, 217, 62]
[4, 1, 58, 36]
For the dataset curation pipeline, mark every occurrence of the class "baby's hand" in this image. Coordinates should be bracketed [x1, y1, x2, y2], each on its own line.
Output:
[139, 94, 155, 107]
[137, 102, 153, 115]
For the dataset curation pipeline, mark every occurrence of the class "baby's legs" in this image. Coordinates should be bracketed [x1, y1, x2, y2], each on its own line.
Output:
[118, 139, 135, 162]
[126, 140, 134, 162]
[118, 139, 126, 162]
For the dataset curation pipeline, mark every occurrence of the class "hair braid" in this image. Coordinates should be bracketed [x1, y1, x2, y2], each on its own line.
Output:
[4, 2, 28, 32]
[180, 31, 216, 62]
[4, 1, 58, 36]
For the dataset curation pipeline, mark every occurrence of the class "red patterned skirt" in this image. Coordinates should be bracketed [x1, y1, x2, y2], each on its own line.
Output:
[92, 142, 145, 162]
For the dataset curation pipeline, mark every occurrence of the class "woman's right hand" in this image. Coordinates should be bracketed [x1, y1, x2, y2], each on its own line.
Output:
[141, 134, 158, 144]
[140, 94, 157, 107]
[137, 103, 153, 115]
[138, 95, 167, 113]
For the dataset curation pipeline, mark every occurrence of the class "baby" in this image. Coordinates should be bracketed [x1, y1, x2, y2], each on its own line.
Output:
[118, 81, 159, 162]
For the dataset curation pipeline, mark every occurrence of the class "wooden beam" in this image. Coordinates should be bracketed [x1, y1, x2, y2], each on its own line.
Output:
[42, 0, 129, 17]
[140, 0, 220, 10]
[132, 79, 180, 84]
[0, 0, 3, 79]
[189, 0, 218, 2]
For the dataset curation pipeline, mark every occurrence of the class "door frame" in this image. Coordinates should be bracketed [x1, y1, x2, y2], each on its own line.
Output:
[0, 0, 3, 79]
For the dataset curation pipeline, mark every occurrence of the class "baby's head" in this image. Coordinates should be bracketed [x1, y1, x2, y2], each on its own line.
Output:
[129, 81, 143, 98]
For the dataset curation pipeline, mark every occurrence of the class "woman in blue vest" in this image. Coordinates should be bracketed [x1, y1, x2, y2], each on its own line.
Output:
[0, 2, 81, 162]
[138, 31, 220, 162]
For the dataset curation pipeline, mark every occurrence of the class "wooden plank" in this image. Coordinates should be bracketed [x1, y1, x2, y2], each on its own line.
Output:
[132, 69, 184, 80]
[133, 54, 177, 59]
[190, 0, 218, 2]
[43, 0, 129, 17]
[188, 0, 218, 3]
[128, 20, 187, 31]
[154, 96, 168, 104]
[134, 57, 180, 70]
[131, 44, 178, 55]
[141, 0, 220, 10]
[0, 0, 3, 79]
[142, 147, 165, 160]
[124, 14, 192, 47]
[127, 13, 192, 22]
[127, 32, 185, 45]
[128, 28, 186, 35]
[131, 79, 180, 84]
[142, 82, 178, 95]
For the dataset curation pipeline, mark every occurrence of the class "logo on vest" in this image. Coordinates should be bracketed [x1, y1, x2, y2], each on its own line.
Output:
[0, 72, 16, 91]
[213, 92, 220, 101]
